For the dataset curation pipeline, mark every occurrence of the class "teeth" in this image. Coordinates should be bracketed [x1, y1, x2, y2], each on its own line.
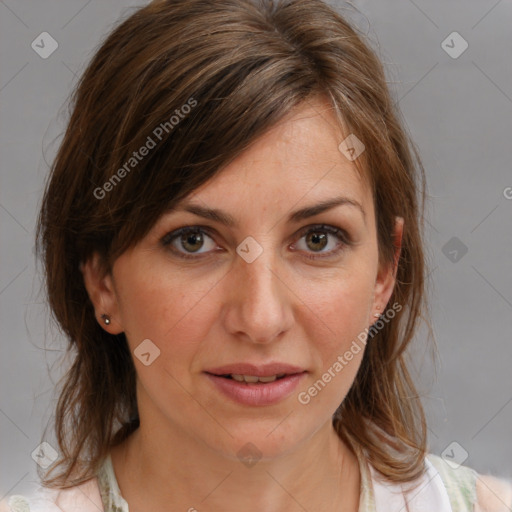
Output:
[230, 373, 286, 383]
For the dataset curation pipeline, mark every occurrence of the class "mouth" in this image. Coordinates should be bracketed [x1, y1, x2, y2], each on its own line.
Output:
[204, 362, 306, 379]
[207, 372, 292, 383]
[204, 371, 307, 406]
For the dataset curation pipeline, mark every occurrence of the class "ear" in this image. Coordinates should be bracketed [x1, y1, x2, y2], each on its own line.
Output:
[371, 216, 404, 318]
[80, 252, 124, 334]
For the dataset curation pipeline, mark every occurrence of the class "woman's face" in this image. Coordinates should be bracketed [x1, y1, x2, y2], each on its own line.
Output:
[84, 97, 401, 461]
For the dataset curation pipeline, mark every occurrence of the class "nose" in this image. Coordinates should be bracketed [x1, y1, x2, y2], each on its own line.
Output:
[221, 243, 295, 345]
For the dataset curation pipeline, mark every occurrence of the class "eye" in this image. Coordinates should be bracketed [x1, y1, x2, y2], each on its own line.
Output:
[292, 224, 351, 260]
[161, 224, 351, 261]
[161, 226, 219, 259]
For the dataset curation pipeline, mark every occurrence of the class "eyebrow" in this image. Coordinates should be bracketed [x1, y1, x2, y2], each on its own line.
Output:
[168, 196, 366, 227]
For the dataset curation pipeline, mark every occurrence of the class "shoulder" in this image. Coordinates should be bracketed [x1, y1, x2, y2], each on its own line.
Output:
[427, 453, 512, 512]
[474, 473, 512, 512]
[0, 476, 104, 512]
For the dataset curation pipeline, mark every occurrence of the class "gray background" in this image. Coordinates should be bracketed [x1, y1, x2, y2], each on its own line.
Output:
[1, 0, 511, 499]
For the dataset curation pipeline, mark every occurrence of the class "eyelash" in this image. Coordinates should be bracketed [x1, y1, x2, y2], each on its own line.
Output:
[161, 224, 352, 261]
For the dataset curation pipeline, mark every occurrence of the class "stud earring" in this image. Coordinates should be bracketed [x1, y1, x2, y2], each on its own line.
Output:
[373, 308, 380, 318]
[101, 314, 111, 325]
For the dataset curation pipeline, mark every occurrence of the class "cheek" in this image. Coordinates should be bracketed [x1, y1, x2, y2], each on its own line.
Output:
[302, 264, 375, 348]
[294, 266, 375, 408]
[114, 259, 220, 365]
[113, 262, 222, 422]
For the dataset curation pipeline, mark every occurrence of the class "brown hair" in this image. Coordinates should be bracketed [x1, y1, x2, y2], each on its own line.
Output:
[36, 0, 432, 488]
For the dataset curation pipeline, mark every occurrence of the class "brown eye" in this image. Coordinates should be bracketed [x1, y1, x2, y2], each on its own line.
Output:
[161, 227, 218, 259]
[293, 225, 351, 260]
[305, 231, 328, 252]
[161, 224, 351, 261]
[181, 231, 204, 253]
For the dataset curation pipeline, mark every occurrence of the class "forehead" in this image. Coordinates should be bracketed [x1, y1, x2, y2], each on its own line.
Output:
[178, 98, 373, 224]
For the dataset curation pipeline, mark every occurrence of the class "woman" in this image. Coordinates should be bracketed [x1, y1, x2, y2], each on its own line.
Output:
[2, 0, 510, 510]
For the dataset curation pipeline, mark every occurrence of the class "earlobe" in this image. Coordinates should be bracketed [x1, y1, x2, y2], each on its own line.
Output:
[80, 252, 123, 334]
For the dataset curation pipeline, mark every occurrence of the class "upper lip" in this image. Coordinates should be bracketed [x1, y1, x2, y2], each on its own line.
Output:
[204, 363, 306, 377]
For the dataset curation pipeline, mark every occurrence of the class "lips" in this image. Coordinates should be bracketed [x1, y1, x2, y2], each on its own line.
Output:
[204, 363, 308, 405]
[205, 370, 307, 406]
[204, 362, 306, 378]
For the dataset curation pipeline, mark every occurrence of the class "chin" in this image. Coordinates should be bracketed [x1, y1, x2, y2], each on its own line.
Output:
[205, 420, 309, 463]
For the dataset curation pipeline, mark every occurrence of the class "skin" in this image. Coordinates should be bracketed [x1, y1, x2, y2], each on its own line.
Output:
[82, 96, 403, 512]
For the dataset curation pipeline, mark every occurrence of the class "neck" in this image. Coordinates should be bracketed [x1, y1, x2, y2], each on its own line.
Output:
[111, 418, 361, 512]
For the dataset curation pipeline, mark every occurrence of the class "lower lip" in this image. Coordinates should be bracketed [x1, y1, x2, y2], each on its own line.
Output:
[205, 372, 307, 406]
